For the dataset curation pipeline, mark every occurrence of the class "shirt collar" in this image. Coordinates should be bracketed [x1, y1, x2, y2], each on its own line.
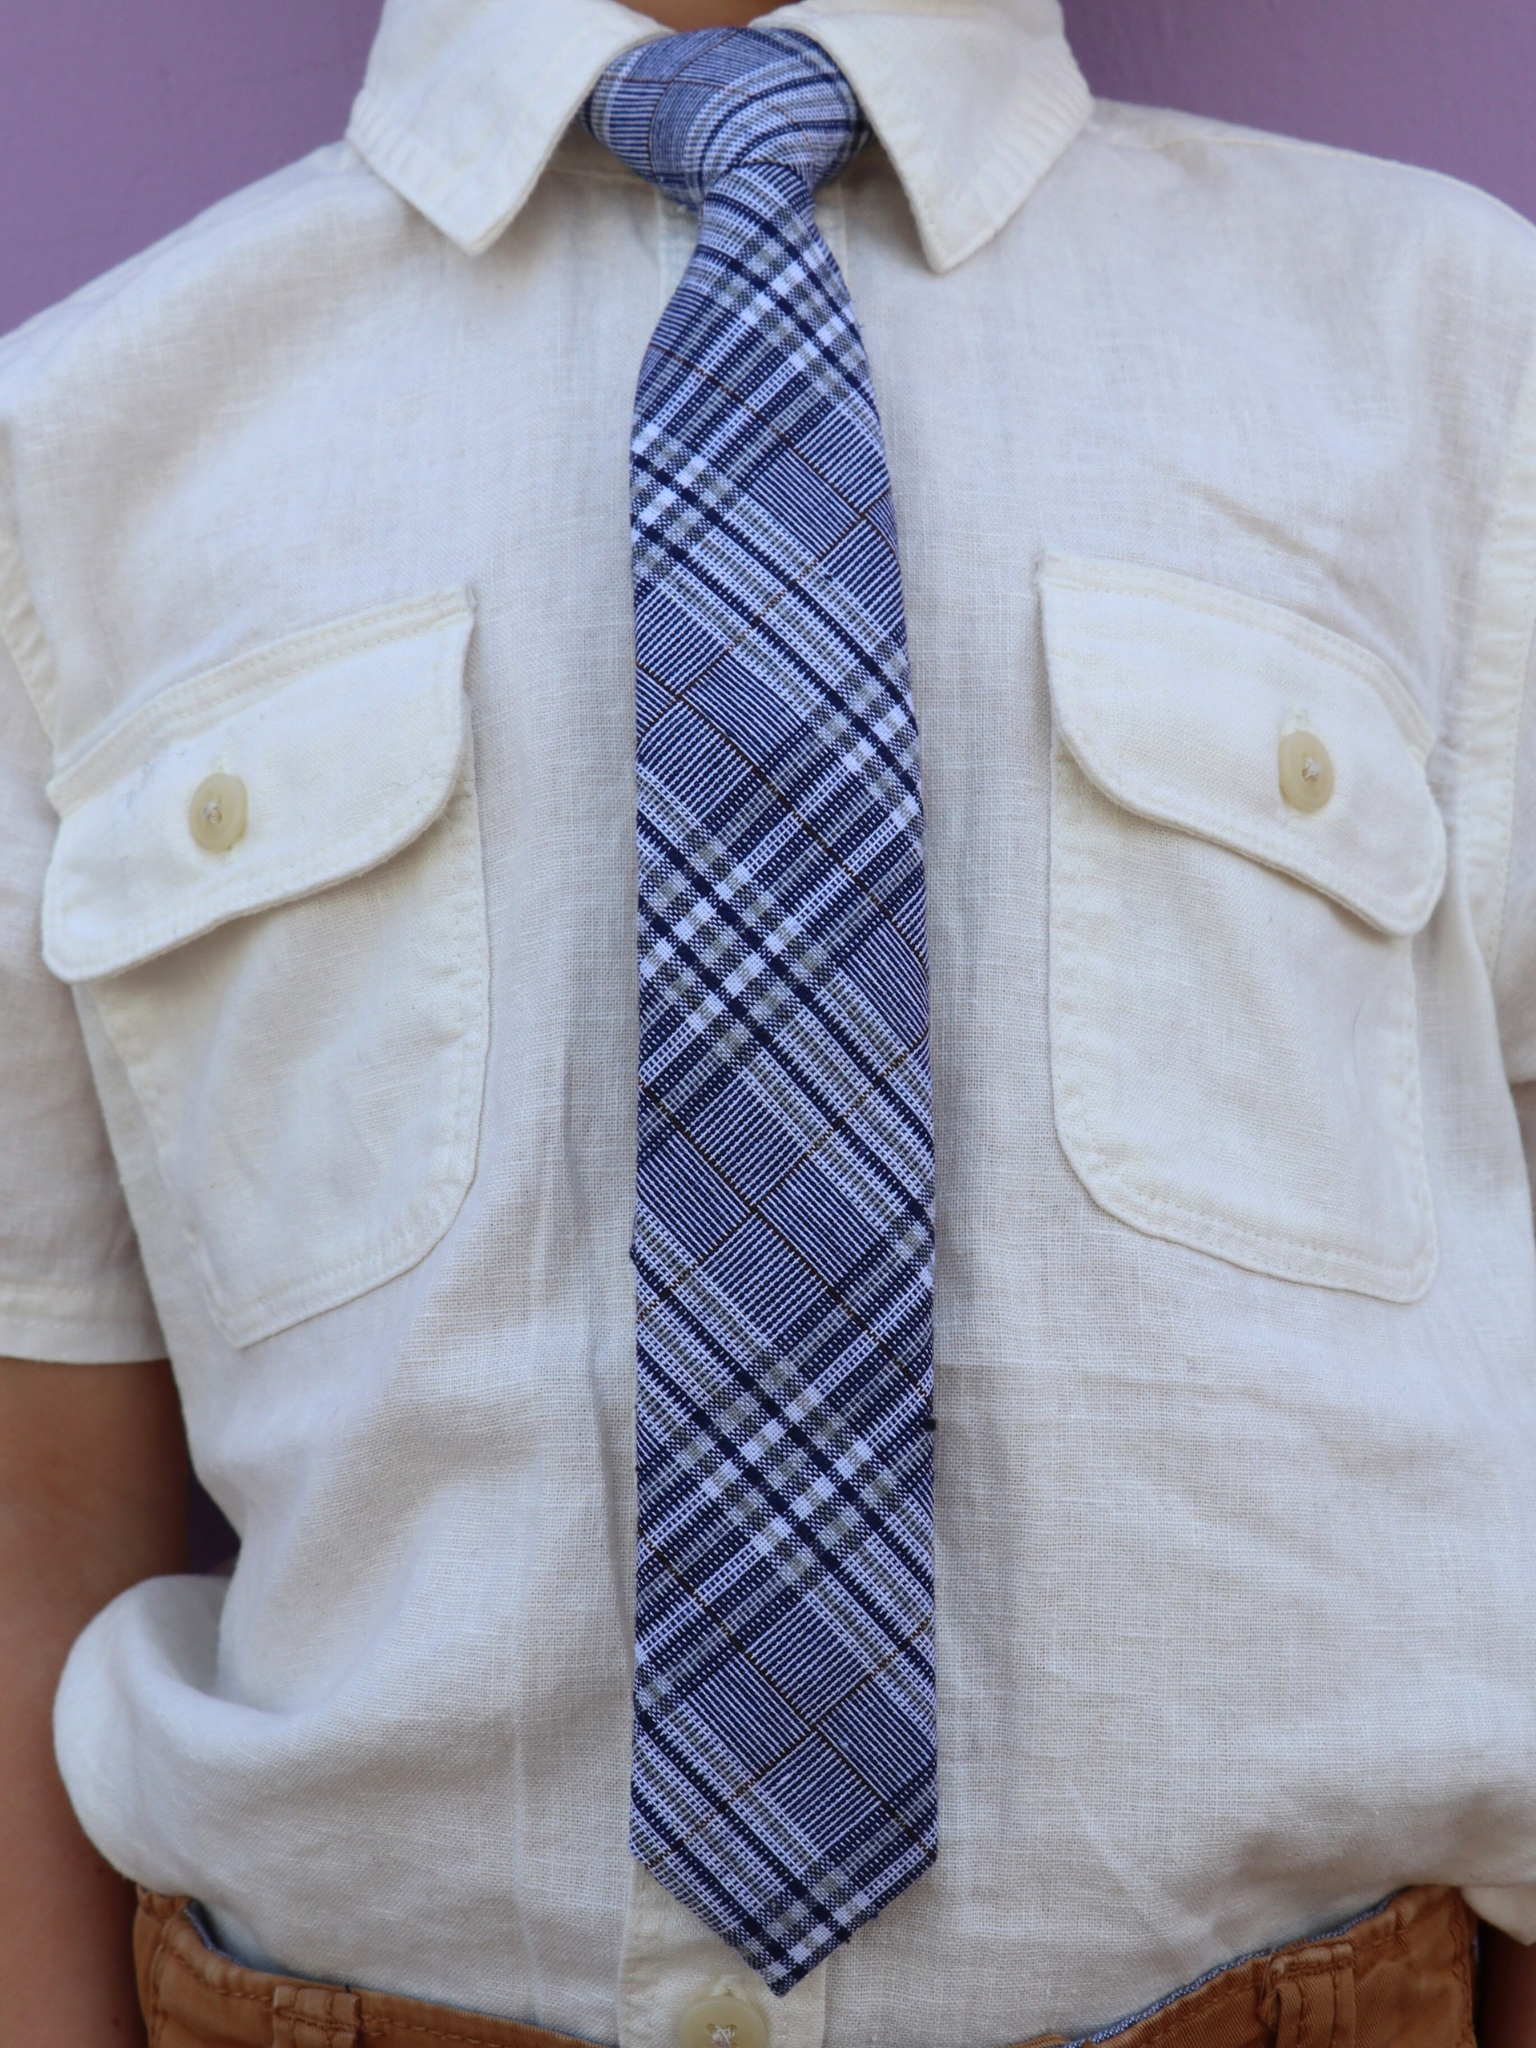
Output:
[347, 0, 1090, 274]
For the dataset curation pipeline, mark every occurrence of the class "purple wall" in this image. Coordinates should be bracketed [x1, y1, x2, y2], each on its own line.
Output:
[1067, 0, 1536, 223]
[0, 3, 382, 339]
[3, 0, 1535, 341]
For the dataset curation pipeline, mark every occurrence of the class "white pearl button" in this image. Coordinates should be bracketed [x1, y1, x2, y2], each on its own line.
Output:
[676, 1991, 768, 2048]
[1278, 730, 1334, 813]
[189, 772, 248, 853]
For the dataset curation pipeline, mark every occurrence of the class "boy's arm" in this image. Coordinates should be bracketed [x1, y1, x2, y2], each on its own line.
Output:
[0, 1354, 186, 2048]
[1484, 1925, 1536, 2048]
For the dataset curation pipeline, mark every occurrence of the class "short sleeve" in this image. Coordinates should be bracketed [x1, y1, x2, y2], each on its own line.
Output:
[1469, 314, 1536, 1095]
[1489, 619, 1536, 1086]
[0, 623, 164, 1362]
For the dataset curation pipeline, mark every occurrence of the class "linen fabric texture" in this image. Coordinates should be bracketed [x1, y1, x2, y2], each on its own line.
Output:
[587, 30, 938, 1989]
[2, 0, 1536, 2042]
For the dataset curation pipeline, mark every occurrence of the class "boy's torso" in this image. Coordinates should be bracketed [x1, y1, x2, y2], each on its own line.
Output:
[4, 5, 1536, 2041]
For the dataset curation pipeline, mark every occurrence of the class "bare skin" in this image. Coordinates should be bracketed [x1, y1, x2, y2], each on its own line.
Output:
[1, 1356, 186, 2047]
[643, 0, 763, 26]
[1486, 1929, 1536, 2048]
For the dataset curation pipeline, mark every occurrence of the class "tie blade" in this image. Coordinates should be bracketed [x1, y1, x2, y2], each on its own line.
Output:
[594, 26, 938, 1988]
[632, 1612, 939, 1991]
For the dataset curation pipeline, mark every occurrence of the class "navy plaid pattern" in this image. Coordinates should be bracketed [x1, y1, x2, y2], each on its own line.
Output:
[585, 29, 937, 1993]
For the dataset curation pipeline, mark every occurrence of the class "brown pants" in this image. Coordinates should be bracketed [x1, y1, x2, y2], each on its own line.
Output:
[134, 1882, 1477, 2048]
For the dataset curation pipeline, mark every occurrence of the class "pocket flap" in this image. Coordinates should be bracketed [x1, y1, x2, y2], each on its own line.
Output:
[42, 592, 474, 982]
[1040, 555, 1446, 938]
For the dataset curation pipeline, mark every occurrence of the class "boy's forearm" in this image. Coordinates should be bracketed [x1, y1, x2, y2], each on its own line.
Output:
[0, 1528, 144, 2046]
[1485, 1925, 1536, 2048]
[0, 1356, 187, 2048]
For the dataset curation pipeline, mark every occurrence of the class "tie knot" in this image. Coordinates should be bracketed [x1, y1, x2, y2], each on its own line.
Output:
[583, 29, 867, 213]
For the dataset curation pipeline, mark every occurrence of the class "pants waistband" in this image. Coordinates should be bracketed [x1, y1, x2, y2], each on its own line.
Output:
[134, 1882, 1476, 2048]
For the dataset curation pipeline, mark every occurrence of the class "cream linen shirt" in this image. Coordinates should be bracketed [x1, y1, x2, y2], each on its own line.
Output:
[5, 0, 1536, 2040]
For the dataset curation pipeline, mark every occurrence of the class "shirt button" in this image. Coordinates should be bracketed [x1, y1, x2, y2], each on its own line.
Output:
[189, 772, 248, 853]
[1278, 730, 1334, 813]
[676, 1992, 768, 2048]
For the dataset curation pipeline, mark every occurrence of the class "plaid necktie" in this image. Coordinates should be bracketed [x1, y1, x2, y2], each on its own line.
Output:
[585, 29, 937, 1993]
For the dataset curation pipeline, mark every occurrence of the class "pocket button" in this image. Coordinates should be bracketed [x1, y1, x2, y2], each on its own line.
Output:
[1278, 731, 1334, 814]
[189, 772, 248, 853]
[676, 1992, 768, 2048]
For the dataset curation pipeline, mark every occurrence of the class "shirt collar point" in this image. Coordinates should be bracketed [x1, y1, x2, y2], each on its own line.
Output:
[351, 0, 669, 257]
[352, 0, 1090, 268]
[765, 3, 1092, 273]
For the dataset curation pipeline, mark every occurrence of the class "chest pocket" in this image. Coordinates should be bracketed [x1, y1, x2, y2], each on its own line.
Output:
[42, 592, 489, 1347]
[1040, 555, 1446, 1303]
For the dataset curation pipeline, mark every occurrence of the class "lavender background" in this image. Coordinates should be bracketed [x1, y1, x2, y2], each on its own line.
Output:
[2, 2, 1533, 1564]
[3, 0, 1536, 340]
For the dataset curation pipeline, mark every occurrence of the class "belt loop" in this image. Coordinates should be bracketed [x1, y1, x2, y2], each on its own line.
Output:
[271, 1979, 362, 2048]
[1265, 1939, 1356, 2048]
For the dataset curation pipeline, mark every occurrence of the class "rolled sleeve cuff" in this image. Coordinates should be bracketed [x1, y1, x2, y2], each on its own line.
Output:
[0, 1271, 164, 1364]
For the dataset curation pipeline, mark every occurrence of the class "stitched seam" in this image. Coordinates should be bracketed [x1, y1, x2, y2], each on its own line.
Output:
[358, 2019, 585, 2046]
[354, 8, 660, 201]
[47, 590, 471, 809]
[1050, 740, 1433, 1266]
[1049, 883, 1431, 1268]
[148, 1912, 171, 2048]
[0, 1294, 161, 1363]
[347, 7, 667, 252]
[1065, 1895, 1413, 2045]
[1087, 108, 1536, 242]
[1040, 556, 1446, 935]
[1453, 333, 1536, 977]
[0, 1268, 150, 1311]
[1051, 938, 1437, 1282]
[52, 788, 450, 980]
[215, 758, 489, 1340]
[277, 2009, 359, 2048]
[49, 714, 460, 980]
[44, 607, 473, 981]
[165, 1912, 249, 1989]
[0, 516, 58, 738]
[1047, 740, 1437, 1299]
[789, 14, 1089, 272]
[1041, 553, 1435, 754]
[88, 749, 489, 1345]
[1054, 739, 1441, 935]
